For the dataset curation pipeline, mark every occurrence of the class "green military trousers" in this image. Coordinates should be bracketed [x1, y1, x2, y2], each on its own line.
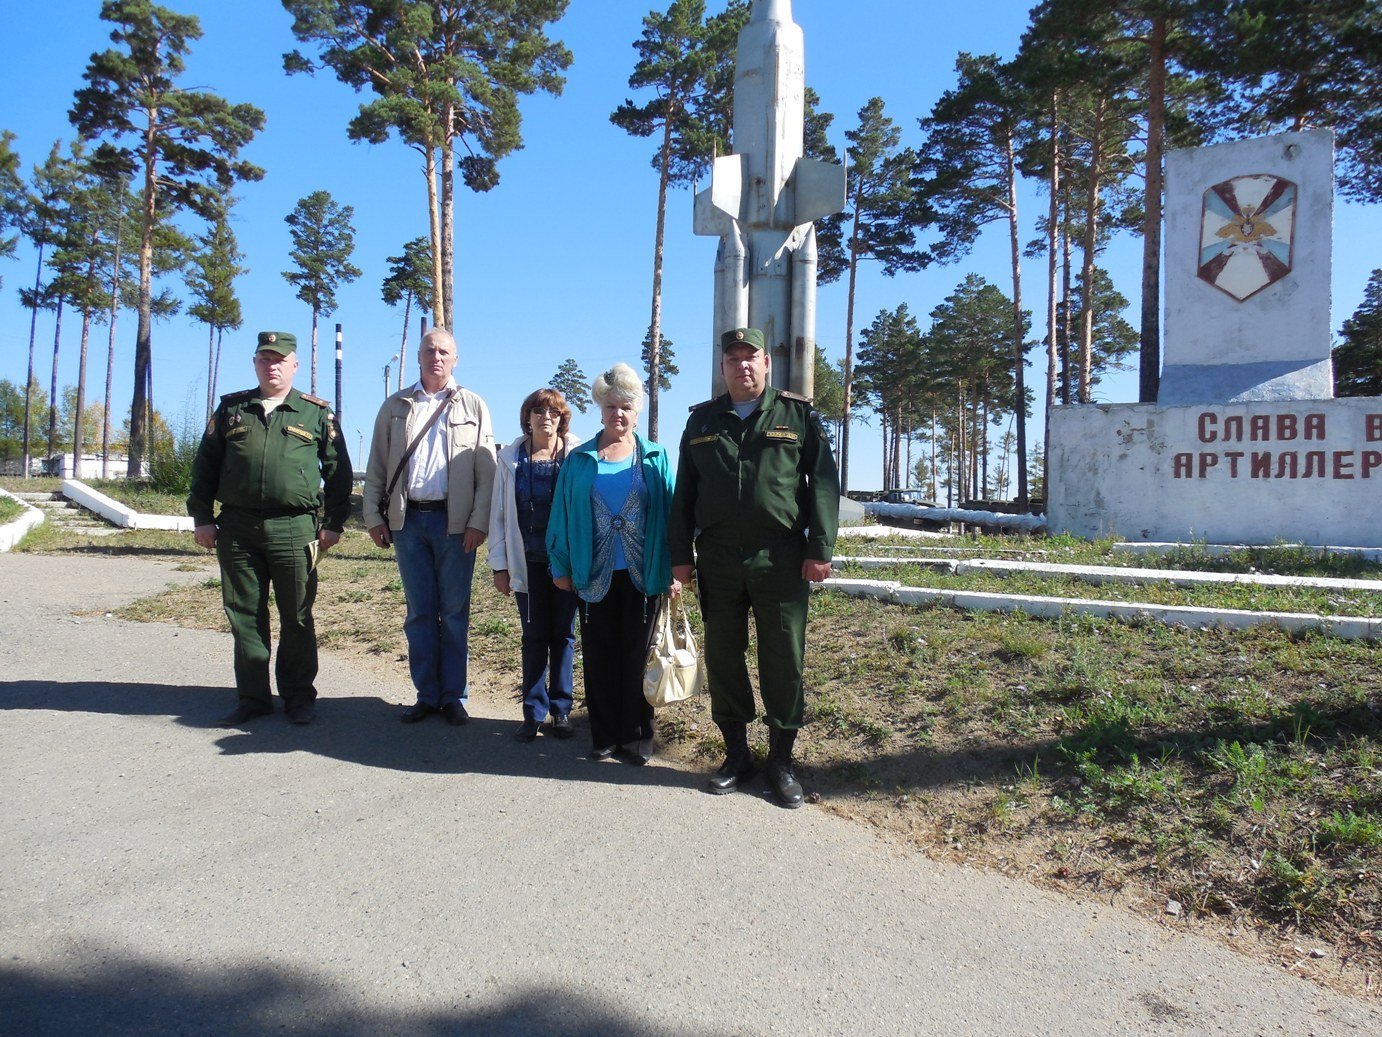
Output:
[695, 536, 810, 731]
[216, 509, 319, 710]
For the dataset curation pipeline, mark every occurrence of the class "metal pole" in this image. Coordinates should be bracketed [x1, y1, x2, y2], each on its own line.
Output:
[334, 323, 343, 424]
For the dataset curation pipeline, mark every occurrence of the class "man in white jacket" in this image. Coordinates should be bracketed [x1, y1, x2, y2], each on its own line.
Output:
[363, 328, 497, 725]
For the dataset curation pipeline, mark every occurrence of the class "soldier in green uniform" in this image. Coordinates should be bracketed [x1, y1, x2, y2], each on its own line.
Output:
[669, 327, 840, 808]
[188, 331, 353, 727]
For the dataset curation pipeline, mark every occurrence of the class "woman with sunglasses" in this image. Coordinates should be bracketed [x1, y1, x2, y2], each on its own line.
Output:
[489, 389, 581, 741]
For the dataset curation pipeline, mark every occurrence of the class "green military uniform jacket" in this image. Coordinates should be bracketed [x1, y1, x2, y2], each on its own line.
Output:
[188, 387, 353, 531]
[668, 385, 841, 565]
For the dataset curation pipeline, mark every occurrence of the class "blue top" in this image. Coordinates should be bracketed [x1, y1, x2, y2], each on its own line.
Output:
[546, 431, 674, 599]
[516, 448, 561, 555]
[594, 455, 637, 572]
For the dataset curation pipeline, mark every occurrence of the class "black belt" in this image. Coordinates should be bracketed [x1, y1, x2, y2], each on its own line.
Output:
[407, 499, 447, 512]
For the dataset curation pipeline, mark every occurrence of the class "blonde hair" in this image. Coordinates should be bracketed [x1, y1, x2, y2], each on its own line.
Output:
[591, 362, 644, 412]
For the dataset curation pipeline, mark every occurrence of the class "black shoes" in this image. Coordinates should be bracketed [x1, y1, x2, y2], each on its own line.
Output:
[218, 702, 272, 727]
[551, 713, 574, 739]
[708, 755, 756, 794]
[615, 747, 650, 766]
[707, 721, 756, 795]
[401, 701, 466, 726]
[589, 745, 616, 761]
[515, 717, 539, 742]
[766, 727, 804, 809]
[286, 703, 316, 725]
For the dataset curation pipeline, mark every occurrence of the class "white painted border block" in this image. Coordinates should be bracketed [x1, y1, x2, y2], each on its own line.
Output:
[61, 480, 195, 532]
[816, 578, 1380, 642]
[1111, 541, 1382, 565]
[0, 488, 46, 552]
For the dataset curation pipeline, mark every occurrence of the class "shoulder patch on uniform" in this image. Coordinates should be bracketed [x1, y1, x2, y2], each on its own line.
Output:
[687, 397, 717, 413]
[777, 390, 811, 404]
[299, 393, 330, 408]
[220, 389, 255, 403]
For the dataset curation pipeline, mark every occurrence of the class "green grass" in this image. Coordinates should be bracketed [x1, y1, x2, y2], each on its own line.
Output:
[81, 479, 188, 516]
[0, 496, 22, 524]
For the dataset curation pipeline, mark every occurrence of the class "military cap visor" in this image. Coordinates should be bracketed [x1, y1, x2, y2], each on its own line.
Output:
[720, 327, 765, 352]
[255, 331, 298, 355]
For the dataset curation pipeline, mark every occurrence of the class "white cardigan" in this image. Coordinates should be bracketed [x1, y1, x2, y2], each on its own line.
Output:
[488, 433, 579, 595]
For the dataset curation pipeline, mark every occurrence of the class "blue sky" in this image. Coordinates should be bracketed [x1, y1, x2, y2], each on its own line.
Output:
[2, 0, 1379, 488]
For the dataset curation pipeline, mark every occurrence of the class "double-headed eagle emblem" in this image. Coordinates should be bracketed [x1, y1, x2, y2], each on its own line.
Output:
[1198, 174, 1296, 302]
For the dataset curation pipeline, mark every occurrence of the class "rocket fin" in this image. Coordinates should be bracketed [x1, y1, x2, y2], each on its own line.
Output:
[710, 154, 747, 222]
[793, 157, 846, 224]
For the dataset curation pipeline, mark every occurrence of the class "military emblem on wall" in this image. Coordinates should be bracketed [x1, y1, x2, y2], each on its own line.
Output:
[1198, 174, 1296, 302]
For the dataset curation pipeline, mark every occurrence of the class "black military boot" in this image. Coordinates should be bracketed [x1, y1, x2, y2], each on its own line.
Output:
[707, 721, 755, 795]
[765, 727, 804, 809]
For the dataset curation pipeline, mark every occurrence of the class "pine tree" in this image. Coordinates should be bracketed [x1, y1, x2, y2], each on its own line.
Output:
[185, 197, 246, 420]
[381, 236, 435, 392]
[283, 190, 361, 394]
[1333, 269, 1382, 396]
[550, 359, 591, 414]
[836, 97, 922, 493]
[70, 0, 264, 475]
[0, 132, 23, 287]
[917, 55, 1033, 500]
[1202, 0, 1382, 203]
[283, 0, 572, 329]
[641, 326, 679, 397]
[611, 0, 737, 441]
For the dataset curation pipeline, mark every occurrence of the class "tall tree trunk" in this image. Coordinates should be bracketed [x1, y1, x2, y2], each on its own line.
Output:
[1004, 129, 1028, 503]
[75, 311, 92, 479]
[21, 238, 45, 478]
[206, 324, 216, 424]
[213, 328, 223, 402]
[647, 112, 674, 443]
[102, 189, 123, 479]
[1060, 218, 1073, 405]
[310, 307, 320, 395]
[1079, 97, 1107, 403]
[1139, 15, 1167, 403]
[1044, 92, 1061, 488]
[441, 118, 456, 332]
[840, 199, 864, 493]
[398, 291, 413, 389]
[130, 123, 159, 478]
[929, 408, 938, 502]
[423, 146, 444, 328]
[48, 297, 64, 463]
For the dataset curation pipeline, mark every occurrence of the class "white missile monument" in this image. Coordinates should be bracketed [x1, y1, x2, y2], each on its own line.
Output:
[694, 0, 846, 398]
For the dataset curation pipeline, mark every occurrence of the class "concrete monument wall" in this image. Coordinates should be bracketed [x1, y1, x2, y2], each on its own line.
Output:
[1048, 399, 1382, 547]
[1049, 128, 1382, 548]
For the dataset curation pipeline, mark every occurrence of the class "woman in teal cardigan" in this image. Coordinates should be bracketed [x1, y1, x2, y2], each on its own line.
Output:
[547, 362, 679, 763]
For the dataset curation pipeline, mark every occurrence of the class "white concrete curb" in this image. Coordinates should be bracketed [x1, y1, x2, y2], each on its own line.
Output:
[1112, 540, 1382, 564]
[0, 488, 46, 552]
[817, 577, 1381, 642]
[61, 479, 194, 532]
[832, 555, 1382, 593]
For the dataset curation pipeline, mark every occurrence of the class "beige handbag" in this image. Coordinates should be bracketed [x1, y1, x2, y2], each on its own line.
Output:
[644, 595, 705, 707]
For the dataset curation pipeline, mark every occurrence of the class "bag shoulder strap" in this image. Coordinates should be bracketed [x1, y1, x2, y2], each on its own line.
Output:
[382, 388, 457, 504]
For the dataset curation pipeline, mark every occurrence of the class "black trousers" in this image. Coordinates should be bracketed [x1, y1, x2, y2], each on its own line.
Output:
[579, 569, 659, 754]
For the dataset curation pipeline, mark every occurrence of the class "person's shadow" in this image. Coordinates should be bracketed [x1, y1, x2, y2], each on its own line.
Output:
[0, 677, 699, 792]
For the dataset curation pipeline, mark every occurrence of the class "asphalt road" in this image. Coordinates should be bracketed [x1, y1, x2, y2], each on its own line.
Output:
[1, 553, 1377, 1036]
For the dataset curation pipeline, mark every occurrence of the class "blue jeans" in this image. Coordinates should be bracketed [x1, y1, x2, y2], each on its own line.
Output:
[393, 510, 475, 706]
[514, 550, 577, 723]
